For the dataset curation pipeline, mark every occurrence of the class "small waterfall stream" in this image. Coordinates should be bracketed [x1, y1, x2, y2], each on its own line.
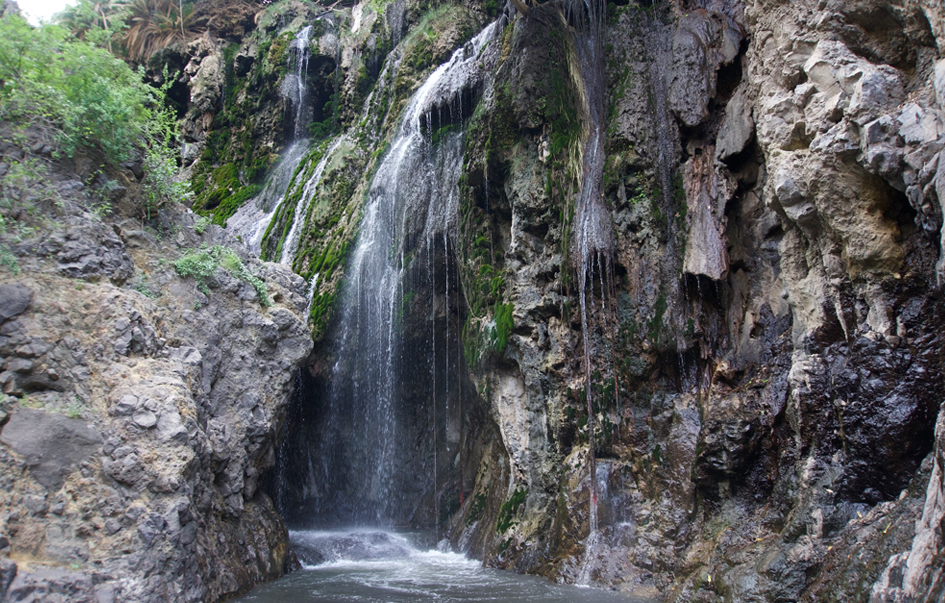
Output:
[282, 25, 315, 141]
[279, 135, 346, 265]
[226, 141, 309, 255]
[568, 0, 612, 539]
[229, 25, 321, 262]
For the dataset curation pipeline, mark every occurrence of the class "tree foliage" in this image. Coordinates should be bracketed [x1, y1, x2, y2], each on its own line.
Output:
[55, 0, 198, 61]
[0, 13, 151, 162]
[0, 11, 189, 210]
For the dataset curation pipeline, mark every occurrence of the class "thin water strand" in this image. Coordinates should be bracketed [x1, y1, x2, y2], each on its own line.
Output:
[280, 136, 346, 265]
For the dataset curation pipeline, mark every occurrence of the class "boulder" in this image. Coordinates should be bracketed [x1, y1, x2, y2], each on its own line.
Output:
[0, 284, 30, 324]
[0, 407, 101, 492]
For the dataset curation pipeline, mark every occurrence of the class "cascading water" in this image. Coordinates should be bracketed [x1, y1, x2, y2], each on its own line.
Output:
[279, 136, 346, 265]
[282, 25, 315, 141]
[304, 22, 500, 527]
[568, 0, 612, 538]
[226, 141, 309, 255]
[229, 25, 320, 259]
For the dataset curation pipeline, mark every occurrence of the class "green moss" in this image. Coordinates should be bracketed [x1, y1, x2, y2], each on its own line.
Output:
[259, 143, 328, 261]
[496, 487, 527, 533]
[431, 122, 460, 146]
[647, 293, 668, 342]
[466, 492, 488, 526]
[219, 185, 262, 226]
[306, 235, 353, 340]
[189, 18, 289, 223]
[267, 32, 293, 73]
[392, 5, 472, 108]
[213, 163, 239, 186]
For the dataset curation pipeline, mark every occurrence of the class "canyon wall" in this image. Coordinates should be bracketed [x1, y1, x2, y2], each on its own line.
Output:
[0, 141, 312, 600]
[3, 0, 945, 601]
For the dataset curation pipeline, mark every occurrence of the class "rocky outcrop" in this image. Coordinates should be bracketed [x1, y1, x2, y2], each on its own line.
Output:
[0, 135, 311, 601]
[231, 0, 945, 600]
[430, 0, 945, 601]
[871, 403, 945, 602]
[5, 0, 945, 601]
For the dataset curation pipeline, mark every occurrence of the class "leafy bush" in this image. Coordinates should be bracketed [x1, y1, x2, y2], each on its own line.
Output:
[0, 15, 146, 162]
[173, 247, 218, 294]
[173, 245, 272, 306]
[0, 13, 189, 214]
[194, 216, 211, 234]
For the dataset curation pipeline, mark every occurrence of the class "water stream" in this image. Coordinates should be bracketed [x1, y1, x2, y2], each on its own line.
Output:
[254, 6, 644, 600]
[229, 25, 319, 259]
[233, 531, 650, 603]
[279, 136, 346, 265]
[227, 141, 310, 255]
[568, 0, 613, 538]
[282, 25, 315, 141]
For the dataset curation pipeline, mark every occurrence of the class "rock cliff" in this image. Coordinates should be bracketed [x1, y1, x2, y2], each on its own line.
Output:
[4, 0, 945, 601]
[0, 131, 312, 600]
[438, 0, 945, 600]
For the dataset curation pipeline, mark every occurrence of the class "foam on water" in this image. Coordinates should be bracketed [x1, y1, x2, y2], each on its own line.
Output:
[235, 530, 651, 602]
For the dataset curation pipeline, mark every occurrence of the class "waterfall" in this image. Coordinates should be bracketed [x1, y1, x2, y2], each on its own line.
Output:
[280, 136, 346, 265]
[306, 22, 499, 526]
[226, 141, 309, 255]
[282, 25, 314, 141]
[568, 0, 612, 537]
[229, 25, 319, 254]
[303, 273, 320, 318]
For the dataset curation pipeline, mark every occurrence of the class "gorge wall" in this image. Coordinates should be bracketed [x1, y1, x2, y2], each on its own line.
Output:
[3, 0, 945, 602]
[0, 146, 313, 601]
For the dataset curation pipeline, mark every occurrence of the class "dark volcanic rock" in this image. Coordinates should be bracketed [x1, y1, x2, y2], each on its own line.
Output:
[0, 284, 30, 324]
[0, 407, 101, 492]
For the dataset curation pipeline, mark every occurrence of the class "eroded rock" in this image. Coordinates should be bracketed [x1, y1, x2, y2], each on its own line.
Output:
[0, 408, 101, 492]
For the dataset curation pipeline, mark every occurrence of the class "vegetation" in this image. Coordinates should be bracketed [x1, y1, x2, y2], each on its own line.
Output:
[496, 487, 527, 533]
[1, 15, 161, 162]
[492, 302, 514, 354]
[57, 0, 265, 62]
[466, 492, 488, 526]
[173, 245, 272, 306]
[0, 10, 189, 235]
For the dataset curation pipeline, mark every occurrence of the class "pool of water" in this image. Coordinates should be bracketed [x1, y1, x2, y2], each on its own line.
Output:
[233, 530, 649, 603]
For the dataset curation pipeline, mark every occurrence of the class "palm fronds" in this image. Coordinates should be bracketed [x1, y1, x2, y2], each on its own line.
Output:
[116, 0, 202, 61]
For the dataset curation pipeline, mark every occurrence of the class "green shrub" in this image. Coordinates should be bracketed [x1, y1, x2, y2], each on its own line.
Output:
[1, 15, 144, 162]
[173, 245, 271, 307]
[194, 216, 211, 234]
[0, 14, 189, 215]
[173, 247, 218, 295]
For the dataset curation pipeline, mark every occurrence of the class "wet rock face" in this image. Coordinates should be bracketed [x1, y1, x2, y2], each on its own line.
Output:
[0, 142, 311, 602]
[4, 0, 941, 601]
[872, 402, 945, 603]
[429, 0, 945, 600]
